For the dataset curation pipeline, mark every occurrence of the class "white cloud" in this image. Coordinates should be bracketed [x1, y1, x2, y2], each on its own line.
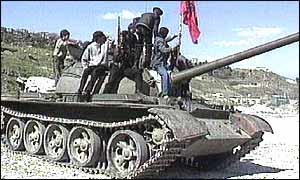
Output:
[213, 39, 248, 47]
[185, 54, 224, 62]
[230, 55, 264, 69]
[102, 13, 118, 20]
[102, 10, 142, 20]
[213, 26, 285, 47]
[121, 10, 139, 19]
[233, 26, 284, 39]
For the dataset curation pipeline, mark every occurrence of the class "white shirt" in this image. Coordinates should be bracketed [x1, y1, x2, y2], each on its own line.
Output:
[81, 41, 109, 69]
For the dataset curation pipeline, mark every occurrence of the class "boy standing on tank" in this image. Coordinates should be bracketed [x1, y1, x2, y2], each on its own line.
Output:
[151, 27, 179, 98]
[52, 29, 76, 86]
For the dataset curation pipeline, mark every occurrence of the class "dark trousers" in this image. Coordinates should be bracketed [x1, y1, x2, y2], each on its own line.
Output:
[171, 80, 191, 97]
[78, 65, 108, 94]
[92, 75, 107, 94]
[103, 64, 143, 94]
[53, 57, 64, 86]
[136, 25, 153, 68]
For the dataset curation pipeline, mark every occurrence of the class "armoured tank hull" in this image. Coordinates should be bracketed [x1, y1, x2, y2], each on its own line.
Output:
[1, 93, 272, 178]
[1, 32, 298, 178]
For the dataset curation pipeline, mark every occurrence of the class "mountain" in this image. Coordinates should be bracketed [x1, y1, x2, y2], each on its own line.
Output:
[1, 27, 59, 49]
[191, 68, 299, 102]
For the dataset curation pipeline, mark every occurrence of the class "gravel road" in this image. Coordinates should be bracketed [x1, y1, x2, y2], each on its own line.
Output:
[1, 113, 299, 179]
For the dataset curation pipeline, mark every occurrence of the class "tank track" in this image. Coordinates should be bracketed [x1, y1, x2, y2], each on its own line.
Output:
[1, 106, 184, 179]
[175, 131, 264, 171]
[1, 106, 265, 178]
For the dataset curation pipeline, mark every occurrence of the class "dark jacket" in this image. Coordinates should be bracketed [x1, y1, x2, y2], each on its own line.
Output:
[151, 35, 173, 68]
[136, 12, 160, 37]
[115, 32, 138, 69]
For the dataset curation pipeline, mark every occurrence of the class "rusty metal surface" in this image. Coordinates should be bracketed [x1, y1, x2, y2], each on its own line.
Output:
[1, 98, 171, 112]
[181, 118, 251, 156]
[148, 108, 209, 142]
[174, 131, 264, 171]
[203, 119, 247, 139]
[190, 107, 230, 119]
[55, 62, 83, 94]
[1, 99, 152, 122]
[91, 94, 158, 104]
[181, 138, 249, 157]
[230, 112, 274, 136]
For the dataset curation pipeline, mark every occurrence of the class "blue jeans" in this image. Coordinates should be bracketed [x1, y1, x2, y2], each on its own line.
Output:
[155, 63, 170, 96]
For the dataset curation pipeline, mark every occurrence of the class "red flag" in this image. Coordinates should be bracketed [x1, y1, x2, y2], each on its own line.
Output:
[180, 1, 201, 44]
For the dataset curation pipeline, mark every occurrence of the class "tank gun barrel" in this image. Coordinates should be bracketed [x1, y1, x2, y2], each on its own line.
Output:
[171, 32, 299, 83]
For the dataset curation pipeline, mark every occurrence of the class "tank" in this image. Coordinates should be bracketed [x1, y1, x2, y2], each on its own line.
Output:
[1, 32, 299, 179]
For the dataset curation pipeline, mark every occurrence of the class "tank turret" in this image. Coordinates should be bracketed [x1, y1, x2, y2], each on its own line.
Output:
[171, 32, 299, 83]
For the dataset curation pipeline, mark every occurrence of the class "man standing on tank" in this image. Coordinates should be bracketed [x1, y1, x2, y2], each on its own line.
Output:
[151, 27, 179, 98]
[52, 29, 75, 86]
[128, 17, 141, 64]
[135, 7, 163, 69]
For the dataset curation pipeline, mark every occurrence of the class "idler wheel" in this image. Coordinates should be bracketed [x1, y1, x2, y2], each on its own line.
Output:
[44, 124, 69, 161]
[107, 130, 149, 176]
[23, 120, 45, 154]
[67, 126, 101, 167]
[6, 117, 25, 151]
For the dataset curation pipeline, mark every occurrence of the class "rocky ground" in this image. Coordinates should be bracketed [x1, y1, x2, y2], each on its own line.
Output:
[1, 106, 299, 179]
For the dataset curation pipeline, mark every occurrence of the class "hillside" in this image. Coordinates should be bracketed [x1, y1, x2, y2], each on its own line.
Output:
[191, 68, 299, 100]
[1, 27, 299, 102]
[1, 43, 53, 94]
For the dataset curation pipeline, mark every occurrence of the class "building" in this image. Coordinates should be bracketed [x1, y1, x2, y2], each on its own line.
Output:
[271, 95, 289, 106]
[229, 95, 261, 106]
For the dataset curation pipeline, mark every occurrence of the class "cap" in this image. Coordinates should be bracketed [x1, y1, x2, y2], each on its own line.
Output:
[153, 7, 163, 15]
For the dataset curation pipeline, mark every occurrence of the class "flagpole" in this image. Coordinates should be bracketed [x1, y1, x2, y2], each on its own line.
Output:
[178, 7, 183, 58]
[179, 13, 183, 46]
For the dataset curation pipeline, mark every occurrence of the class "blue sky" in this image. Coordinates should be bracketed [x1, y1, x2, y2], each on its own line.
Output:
[1, 1, 299, 79]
